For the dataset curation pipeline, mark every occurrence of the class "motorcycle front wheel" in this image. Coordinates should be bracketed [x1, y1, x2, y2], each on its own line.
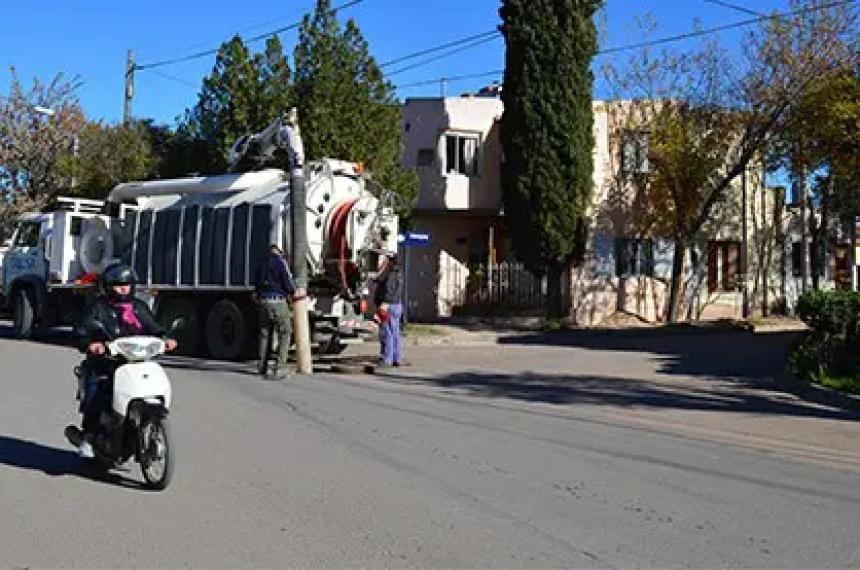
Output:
[139, 416, 174, 490]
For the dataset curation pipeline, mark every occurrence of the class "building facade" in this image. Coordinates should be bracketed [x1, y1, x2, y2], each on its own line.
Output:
[400, 93, 857, 324]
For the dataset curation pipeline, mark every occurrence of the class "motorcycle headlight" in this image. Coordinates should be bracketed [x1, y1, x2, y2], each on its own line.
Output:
[116, 340, 147, 359]
[116, 339, 164, 360]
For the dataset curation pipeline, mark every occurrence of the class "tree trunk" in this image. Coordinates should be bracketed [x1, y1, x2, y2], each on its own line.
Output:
[666, 237, 687, 323]
[799, 167, 809, 294]
[851, 216, 858, 292]
[546, 262, 565, 320]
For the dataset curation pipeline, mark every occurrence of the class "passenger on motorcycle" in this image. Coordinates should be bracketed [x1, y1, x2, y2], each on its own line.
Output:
[74, 263, 177, 458]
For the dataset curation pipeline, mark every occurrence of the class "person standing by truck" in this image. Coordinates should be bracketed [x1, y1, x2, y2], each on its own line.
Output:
[374, 253, 403, 368]
[255, 244, 296, 378]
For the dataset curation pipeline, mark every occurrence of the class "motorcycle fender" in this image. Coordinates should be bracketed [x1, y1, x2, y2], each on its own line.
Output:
[112, 362, 172, 416]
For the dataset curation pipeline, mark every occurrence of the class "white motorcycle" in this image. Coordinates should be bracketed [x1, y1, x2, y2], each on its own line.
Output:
[65, 322, 182, 490]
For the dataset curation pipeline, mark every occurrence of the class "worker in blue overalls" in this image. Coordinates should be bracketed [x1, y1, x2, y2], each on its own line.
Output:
[374, 253, 403, 368]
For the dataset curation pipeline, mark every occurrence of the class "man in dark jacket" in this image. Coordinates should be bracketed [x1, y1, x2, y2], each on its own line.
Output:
[255, 244, 296, 378]
[373, 253, 403, 367]
[75, 263, 177, 458]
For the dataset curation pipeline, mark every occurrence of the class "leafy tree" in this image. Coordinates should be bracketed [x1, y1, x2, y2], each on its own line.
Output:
[69, 121, 155, 199]
[603, 1, 858, 321]
[176, 35, 293, 174]
[294, 0, 416, 209]
[780, 72, 860, 286]
[500, 0, 603, 318]
[0, 69, 84, 215]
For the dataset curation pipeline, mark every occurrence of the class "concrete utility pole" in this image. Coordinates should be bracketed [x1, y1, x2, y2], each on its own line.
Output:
[285, 109, 313, 374]
[124, 49, 135, 126]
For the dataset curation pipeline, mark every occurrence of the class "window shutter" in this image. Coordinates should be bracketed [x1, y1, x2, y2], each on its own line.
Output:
[707, 241, 718, 293]
[726, 242, 740, 290]
[791, 242, 802, 277]
[615, 238, 628, 277]
[445, 136, 457, 174]
[644, 239, 655, 277]
[593, 234, 616, 278]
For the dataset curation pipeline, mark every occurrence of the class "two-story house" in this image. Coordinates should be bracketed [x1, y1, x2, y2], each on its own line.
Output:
[400, 91, 850, 324]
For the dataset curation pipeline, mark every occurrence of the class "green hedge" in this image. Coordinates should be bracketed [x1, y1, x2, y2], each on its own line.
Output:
[789, 290, 860, 383]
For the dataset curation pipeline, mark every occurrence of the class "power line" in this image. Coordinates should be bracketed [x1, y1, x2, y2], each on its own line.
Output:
[702, 0, 764, 17]
[137, 0, 366, 71]
[387, 34, 502, 77]
[380, 30, 499, 68]
[398, 70, 504, 90]
[149, 69, 200, 89]
[141, 4, 315, 62]
[396, 0, 857, 91]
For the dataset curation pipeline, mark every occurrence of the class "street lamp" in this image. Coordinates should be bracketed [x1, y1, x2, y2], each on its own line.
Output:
[31, 105, 79, 189]
[33, 106, 56, 117]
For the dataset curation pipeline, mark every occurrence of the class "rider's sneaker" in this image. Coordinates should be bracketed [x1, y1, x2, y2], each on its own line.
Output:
[78, 437, 95, 459]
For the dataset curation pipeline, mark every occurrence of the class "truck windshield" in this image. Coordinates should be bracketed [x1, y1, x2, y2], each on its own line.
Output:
[13, 221, 40, 247]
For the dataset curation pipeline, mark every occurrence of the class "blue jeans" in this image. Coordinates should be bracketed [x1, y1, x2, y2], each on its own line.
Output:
[380, 303, 403, 365]
[80, 367, 112, 434]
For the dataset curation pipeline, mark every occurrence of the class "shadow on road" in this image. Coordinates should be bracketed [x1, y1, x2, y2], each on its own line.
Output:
[374, 369, 859, 421]
[0, 322, 78, 349]
[499, 327, 800, 387]
[0, 435, 147, 490]
[492, 327, 860, 415]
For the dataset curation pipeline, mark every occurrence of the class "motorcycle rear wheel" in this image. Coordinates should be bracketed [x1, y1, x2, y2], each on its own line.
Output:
[139, 416, 174, 490]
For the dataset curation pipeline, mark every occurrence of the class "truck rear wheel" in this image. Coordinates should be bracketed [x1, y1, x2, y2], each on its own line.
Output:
[205, 299, 247, 361]
[12, 288, 35, 339]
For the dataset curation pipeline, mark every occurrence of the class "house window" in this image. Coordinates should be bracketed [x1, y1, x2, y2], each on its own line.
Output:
[416, 148, 435, 168]
[443, 133, 479, 177]
[791, 242, 825, 277]
[615, 238, 654, 277]
[621, 131, 649, 175]
[708, 240, 741, 292]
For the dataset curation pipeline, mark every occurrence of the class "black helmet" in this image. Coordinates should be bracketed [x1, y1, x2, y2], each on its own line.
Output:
[102, 263, 137, 300]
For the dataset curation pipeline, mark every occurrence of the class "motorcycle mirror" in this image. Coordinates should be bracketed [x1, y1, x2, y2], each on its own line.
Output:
[168, 317, 186, 335]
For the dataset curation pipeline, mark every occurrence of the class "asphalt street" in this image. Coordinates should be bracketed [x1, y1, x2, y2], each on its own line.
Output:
[1, 326, 859, 568]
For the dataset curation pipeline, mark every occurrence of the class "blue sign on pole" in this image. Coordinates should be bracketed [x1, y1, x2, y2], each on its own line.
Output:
[398, 232, 431, 247]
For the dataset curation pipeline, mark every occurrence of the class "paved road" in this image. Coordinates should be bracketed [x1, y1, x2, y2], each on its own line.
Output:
[1, 326, 859, 568]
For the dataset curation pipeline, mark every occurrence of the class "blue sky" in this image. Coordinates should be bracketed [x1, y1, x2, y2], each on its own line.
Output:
[1, 0, 793, 125]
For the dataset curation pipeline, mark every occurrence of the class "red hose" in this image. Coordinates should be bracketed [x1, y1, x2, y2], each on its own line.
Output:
[327, 199, 358, 292]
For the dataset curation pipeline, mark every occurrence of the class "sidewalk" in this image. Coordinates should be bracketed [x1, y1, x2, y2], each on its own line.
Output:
[358, 327, 860, 471]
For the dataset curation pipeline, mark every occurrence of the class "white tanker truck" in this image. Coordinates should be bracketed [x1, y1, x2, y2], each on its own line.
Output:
[0, 118, 399, 360]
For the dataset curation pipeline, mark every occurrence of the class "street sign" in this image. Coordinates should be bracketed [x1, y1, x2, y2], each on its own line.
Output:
[398, 232, 430, 247]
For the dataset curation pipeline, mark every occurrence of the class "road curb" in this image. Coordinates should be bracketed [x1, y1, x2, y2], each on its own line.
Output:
[776, 374, 860, 416]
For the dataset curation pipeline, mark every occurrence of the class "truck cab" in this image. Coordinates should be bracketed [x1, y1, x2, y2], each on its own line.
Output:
[0, 198, 110, 338]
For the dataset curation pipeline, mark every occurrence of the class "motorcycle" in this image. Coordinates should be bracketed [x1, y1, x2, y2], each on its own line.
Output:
[65, 319, 183, 490]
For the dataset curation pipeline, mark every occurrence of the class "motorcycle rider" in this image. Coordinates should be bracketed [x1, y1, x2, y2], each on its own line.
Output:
[74, 263, 177, 458]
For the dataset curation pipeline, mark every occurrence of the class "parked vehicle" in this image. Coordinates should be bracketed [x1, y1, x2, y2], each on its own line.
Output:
[100, 157, 398, 359]
[0, 160, 398, 359]
[0, 198, 124, 338]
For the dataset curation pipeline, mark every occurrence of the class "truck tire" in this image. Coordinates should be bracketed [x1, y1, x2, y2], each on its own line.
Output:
[156, 297, 202, 357]
[12, 288, 35, 339]
[205, 299, 247, 361]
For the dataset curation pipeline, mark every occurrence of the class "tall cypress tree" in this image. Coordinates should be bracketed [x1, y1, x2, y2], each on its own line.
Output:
[294, 0, 416, 208]
[500, 0, 602, 317]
